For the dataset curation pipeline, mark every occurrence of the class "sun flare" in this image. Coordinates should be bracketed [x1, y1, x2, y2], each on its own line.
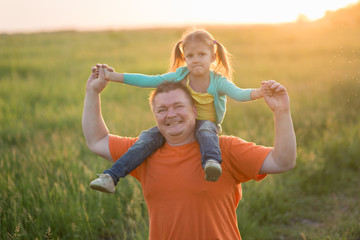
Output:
[0, 0, 359, 33]
[293, 0, 359, 21]
[186, 0, 359, 24]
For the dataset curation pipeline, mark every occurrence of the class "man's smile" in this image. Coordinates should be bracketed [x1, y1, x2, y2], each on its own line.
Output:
[166, 121, 182, 126]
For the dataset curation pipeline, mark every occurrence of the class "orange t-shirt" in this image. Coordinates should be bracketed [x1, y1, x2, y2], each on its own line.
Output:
[109, 135, 272, 240]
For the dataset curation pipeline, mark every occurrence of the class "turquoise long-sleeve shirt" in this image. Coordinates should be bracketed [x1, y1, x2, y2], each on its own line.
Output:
[124, 66, 254, 124]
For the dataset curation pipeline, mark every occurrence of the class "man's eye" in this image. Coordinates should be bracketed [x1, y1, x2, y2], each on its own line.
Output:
[158, 109, 166, 113]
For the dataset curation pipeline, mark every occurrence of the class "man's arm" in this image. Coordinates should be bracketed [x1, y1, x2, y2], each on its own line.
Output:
[82, 66, 113, 161]
[259, 81, 297, 174]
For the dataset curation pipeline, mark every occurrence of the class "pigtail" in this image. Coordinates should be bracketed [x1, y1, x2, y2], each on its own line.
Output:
[213, 41, 233, 81]
[169, 40, 186, 72]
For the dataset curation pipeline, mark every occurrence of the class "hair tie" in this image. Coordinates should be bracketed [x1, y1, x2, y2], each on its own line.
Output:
[213, 40, 217, 44]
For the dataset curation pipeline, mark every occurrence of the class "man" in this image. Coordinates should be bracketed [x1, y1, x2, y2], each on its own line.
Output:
[82, 66, 296, 239]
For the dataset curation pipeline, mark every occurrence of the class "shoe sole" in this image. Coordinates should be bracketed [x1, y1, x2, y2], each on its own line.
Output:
[205, 165, 222, 182]
[90, 183, 114, 194]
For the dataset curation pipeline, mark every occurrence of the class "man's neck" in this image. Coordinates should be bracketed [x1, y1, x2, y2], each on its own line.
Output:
[166, 135, 196, 147]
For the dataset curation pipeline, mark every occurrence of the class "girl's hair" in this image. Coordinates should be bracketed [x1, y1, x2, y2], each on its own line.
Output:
[169, 29, 233, 81]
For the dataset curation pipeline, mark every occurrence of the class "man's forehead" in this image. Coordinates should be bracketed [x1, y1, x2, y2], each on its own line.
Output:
[154, 89, 191, 107]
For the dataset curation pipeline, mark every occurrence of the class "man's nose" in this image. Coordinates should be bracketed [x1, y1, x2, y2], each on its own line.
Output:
[166, 107, 177, 117]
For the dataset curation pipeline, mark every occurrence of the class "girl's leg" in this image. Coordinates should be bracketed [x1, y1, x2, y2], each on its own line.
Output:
[104, 126, 164, 185]
[195, 120, 221, 168]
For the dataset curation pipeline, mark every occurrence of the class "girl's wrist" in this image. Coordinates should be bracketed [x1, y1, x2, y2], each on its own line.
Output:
[108, 72, 124, 82]
[251, 89, 263, 100]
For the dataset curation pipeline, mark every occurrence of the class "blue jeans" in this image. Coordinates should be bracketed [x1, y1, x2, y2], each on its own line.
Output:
[104, 120, 221, 185]
[195, 120, 222, 168]
[103, 127, 165, 185]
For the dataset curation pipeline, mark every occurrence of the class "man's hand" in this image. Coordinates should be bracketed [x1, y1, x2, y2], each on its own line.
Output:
[93, 64, 115, 80]
[261, 80, 290, 114]
[86, 65, 110, 94]
[93, 63, 124, 83]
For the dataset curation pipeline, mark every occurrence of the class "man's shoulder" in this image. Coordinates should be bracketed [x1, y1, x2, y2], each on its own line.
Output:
[218, 135, 270, 182]
[109, 134, 138, 143]
[219, 135, 246, 143]
[219, 135, 263, 152]
[108, 134, 139, 161]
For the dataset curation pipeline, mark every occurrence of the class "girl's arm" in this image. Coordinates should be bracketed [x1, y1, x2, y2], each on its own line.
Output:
[95, 64, 124, 83]
[96, 64, 188, 88]
[107, 71, 124, 83]
[217, 76, 265, 101]
[216, 77, 256, 102]
[95, 63, 179, 88]
[122, 72, 176, 88]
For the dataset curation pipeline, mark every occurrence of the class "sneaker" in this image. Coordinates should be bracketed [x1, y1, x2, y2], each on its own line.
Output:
[204, 160, 222, 182]
[90, 174, 115, 193]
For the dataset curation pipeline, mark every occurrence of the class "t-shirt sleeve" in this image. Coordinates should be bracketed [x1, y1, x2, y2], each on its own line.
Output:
[220, 135, 272, 183]
[108, 134, 140, 179]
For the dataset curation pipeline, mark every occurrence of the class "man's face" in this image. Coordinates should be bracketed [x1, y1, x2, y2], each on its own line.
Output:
[152, 89, 197, 146]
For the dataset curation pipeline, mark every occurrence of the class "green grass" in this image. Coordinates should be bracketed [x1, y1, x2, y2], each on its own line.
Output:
[1, 16, 360, 240]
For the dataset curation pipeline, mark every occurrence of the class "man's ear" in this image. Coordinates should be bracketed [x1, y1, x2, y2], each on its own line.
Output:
[193, 105, 197, 117]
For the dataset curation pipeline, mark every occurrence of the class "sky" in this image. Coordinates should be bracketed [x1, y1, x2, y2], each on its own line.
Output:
[1, 0, 359, 34]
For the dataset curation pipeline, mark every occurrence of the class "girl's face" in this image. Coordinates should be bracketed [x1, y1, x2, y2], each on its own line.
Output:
[183, 40, 215, 78]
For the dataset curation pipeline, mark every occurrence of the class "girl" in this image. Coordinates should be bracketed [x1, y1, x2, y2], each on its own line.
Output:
[90, 29, 264, 193]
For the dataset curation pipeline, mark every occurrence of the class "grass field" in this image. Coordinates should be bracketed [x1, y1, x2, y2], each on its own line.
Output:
[1, 8, 360, 240]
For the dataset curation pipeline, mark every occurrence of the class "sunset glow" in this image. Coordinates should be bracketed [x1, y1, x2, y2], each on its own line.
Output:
[1, 0, 359, 33]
